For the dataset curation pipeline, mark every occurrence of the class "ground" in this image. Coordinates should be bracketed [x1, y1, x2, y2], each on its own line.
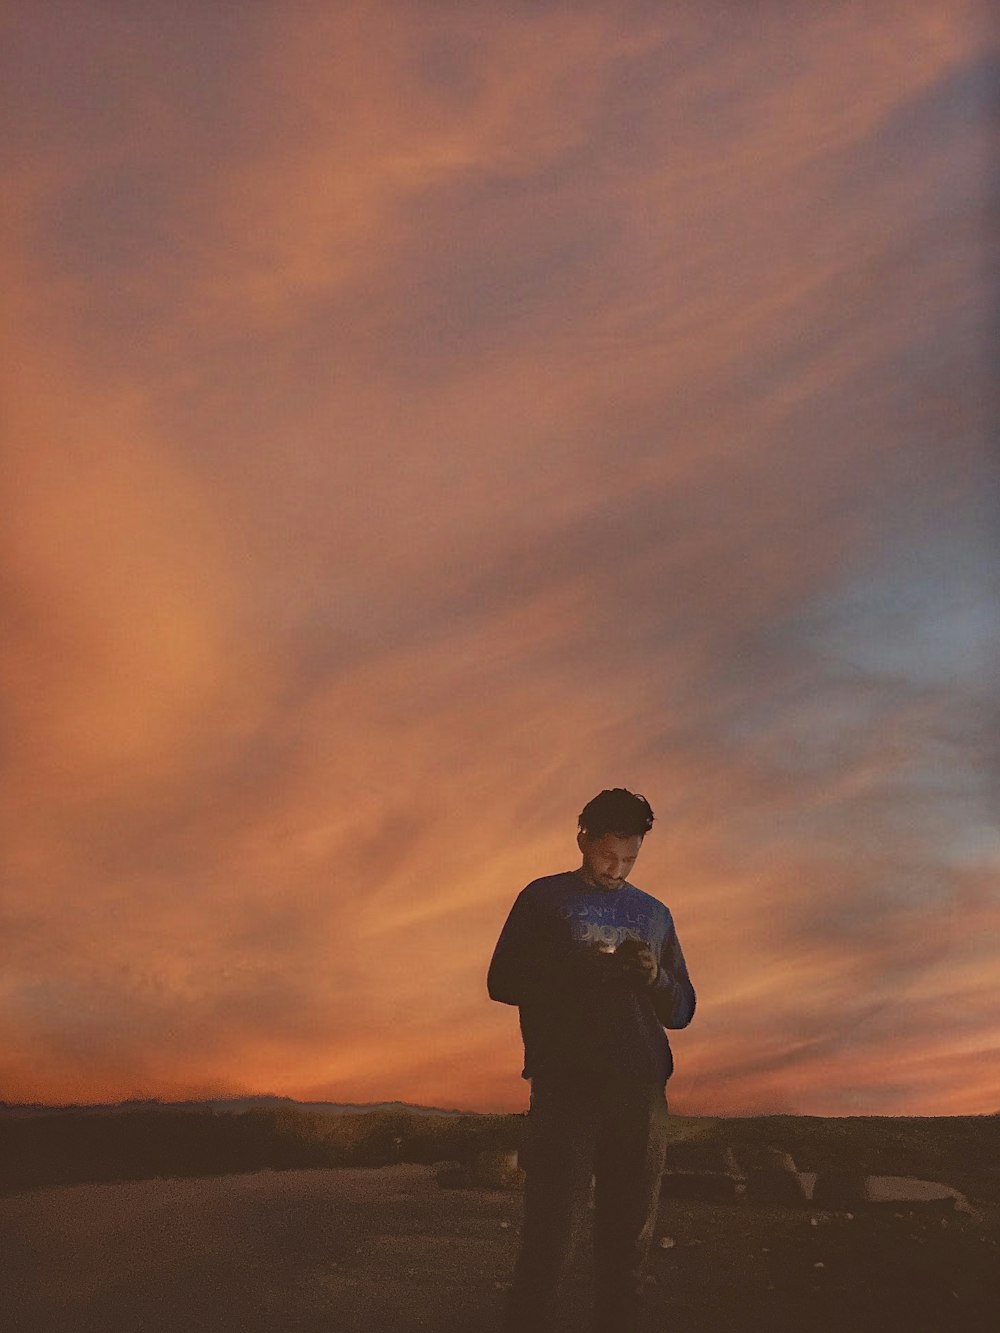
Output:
[2, 1164, 998, 1332]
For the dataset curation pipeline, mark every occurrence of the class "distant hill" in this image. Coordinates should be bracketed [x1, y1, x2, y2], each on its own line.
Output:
[0, 1095, 471, 1119]
[2, 1099, 998, 1200]
[0, 1096, 501, 1196]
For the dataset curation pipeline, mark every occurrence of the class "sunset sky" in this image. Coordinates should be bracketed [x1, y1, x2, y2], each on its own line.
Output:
[3, 1, 998, 1117]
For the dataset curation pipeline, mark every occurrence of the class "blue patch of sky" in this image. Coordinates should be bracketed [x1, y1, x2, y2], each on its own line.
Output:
[797, 537, 998, 692]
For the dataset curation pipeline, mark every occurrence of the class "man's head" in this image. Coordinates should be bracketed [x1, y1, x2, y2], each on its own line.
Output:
[576, 788, 654, 891]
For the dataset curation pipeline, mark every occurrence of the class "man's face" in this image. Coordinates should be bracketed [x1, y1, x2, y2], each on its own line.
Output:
[577, 831, 643, 890]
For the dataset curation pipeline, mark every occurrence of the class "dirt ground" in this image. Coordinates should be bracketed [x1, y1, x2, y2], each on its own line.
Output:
[2, 1164, 998, 1333]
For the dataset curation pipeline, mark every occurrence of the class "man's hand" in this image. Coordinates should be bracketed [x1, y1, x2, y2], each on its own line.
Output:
[615, 937, 659, 987]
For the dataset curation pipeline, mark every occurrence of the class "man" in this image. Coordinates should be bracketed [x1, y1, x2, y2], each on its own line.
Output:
[487, 788, 696, 1333]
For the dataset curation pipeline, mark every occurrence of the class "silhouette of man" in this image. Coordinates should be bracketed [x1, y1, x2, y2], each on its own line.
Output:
[488, 788, 696, 1333]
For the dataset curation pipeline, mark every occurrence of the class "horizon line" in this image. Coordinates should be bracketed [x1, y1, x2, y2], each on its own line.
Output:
[2, 1094, 996, 1120]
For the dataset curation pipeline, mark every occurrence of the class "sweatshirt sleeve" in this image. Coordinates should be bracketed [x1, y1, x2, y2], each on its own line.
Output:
[487, 886, 544, 1007]
[649, 912, 696, 1029]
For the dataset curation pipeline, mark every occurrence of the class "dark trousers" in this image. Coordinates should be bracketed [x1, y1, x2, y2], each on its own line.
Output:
[502, 1071, 669, 1333]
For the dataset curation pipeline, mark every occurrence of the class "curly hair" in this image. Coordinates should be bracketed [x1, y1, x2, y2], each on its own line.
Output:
[578, 788, 654, 840]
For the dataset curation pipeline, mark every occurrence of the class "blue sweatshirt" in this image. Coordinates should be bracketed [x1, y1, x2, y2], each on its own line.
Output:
[487, 870, 696, 1085]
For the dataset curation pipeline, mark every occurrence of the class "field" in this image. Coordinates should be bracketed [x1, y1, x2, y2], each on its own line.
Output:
[2, 1109, 998, 1331]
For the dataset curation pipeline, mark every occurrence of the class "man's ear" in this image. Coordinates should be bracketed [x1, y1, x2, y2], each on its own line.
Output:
[576, 829, 587, 854]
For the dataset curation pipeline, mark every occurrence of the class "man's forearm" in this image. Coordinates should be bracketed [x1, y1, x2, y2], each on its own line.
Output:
[650, 962, 695, 1028]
